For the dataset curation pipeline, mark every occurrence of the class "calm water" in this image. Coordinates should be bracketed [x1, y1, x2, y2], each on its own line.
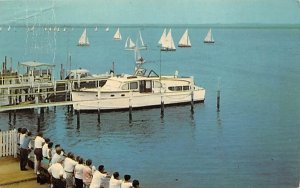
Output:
[0, 26, 300, 188]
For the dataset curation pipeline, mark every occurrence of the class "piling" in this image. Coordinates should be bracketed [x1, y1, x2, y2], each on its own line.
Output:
[13, 110, 16, 125]
[129, 92, 132, 121]
[76, 105, 80, 129]
[97, 108, 101, 123]
[217, 90, 221, 112]
[160, 95, 164, 118]
[190, 91, 194, 114]
[217, 78, 221, 112]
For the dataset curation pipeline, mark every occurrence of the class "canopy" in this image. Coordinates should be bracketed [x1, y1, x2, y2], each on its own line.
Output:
[20, 61, 55, 68]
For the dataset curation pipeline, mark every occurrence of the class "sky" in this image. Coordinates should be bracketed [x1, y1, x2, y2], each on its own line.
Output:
[0, 0, 300, 25]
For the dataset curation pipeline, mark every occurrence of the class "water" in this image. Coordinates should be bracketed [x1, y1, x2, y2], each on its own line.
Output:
[0, 26, 300, 188]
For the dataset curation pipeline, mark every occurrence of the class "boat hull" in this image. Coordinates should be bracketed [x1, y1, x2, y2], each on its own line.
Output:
[71, 89, 205, 111]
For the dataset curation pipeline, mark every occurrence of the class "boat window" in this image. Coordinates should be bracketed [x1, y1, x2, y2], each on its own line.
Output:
[183, 86, 190, 90]
[121, 83, 129, 90]
[130, 82, 138, 90]
[110, 94, 115, 97]
[168, 86, 183, 91]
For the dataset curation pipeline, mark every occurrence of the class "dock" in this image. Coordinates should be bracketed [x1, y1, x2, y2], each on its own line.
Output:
[0, 156, 48, 188]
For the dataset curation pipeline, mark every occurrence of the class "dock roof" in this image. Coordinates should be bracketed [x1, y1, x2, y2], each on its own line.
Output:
[20, 61, 55, 68]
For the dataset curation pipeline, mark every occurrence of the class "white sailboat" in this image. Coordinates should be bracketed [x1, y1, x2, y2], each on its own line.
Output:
[158, 28, 167, 46]
[178, 29, 191, 48]
[161, 29, 176, 51]
[78, 28, 90, 46]
[94, 26, 98, 32]
[204, 28, 214, 43]
[105, 27, 109, 32]
[138, 30, 147, 49]
[0, 27, 2, 32]
[113, 28, 122, 40]
[125, 37, 136, 50]
[7, 25, 11, 32]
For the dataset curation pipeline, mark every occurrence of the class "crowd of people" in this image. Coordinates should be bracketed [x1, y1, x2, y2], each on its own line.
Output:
[17, 127, 141, 188]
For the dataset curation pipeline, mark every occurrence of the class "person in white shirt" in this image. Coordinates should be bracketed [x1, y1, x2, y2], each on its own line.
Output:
[109, 172, 122, 188]
[48, 158, 65, 188]
[50, 147, 64, 165]
[74, 157, 84, 188]
[121, 175, 132, 188]
[64, 152, 78, 188]
[34, 132, 45, 173]
[90, 165, 110, 188]
[19, 128, 27, 146]
[42, 138, 50, 159]
[132, 180, 140, 188]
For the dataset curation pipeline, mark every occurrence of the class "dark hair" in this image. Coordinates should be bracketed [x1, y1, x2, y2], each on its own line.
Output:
[113, 172, 119, 179]
[21, 128, 27, 134]
[37, 132, 43, 137]
[55, 144, 60, 148]
[27, 131, 32, 136]
[48, 142, 53, 148]
[86, 159, 92, 166]
[78, 158, 84, 164]
[45, 138, 50, 143]
[124, 174, 131, 181]
[98, 165, 104, 171]
[17, 127, 22, 133]
[132, 180, 139, 187]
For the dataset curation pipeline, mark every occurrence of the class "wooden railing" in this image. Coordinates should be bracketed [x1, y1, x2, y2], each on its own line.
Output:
[0, 129, 18, 158]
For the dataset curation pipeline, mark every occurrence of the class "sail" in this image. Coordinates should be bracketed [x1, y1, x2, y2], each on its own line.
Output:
[105, 27, 109, 32]
[161, 29, 176, 51]
[125, 37, 136, 50]
[158, 28, 167, 45]
[204, 28, 214, 43]
[178, 29, 191, 47]
[113, 28, 122, 40]
[138, 30, 147, 49]
[78, 28, 90, 46]
[94, 26, 98, 32]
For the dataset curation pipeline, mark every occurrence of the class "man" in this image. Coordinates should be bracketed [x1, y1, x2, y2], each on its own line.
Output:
[50, 146, 64, 165]
[34, 132, 45, 174]
[121, 175, 132, 188]
[19, 131, 32, 171]
[132, 180, 140, 188]
[48, 158, 66, 188]
[90, 165, 110, 188]
[63, 152, 78, 188]
[109, 172, 122, 188]
[42, 138, 50, 159]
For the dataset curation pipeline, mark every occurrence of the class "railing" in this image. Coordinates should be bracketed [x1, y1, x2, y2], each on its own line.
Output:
[0, 129, 18, 158]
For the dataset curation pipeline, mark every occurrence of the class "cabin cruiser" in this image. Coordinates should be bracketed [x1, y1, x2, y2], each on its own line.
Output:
[71, 69, 205, 111]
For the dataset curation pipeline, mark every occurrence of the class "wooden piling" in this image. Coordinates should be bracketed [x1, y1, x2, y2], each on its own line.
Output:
[217, 90, 220, 112]
[129, 92, 132, 121]
[160, 95, 164, 118]
[97, 108, 101, 124]
[76, 104, 80, 129]
[190, 91, 194, 114]
[13, 110, 16, 125]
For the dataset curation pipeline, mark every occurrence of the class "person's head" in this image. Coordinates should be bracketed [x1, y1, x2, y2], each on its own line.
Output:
[45, 138, 50, 143]
[67, 152, 74, 159]
[56, 147, 62, 155]
[27, 131, 32, 137]
[113, 172, 119, 179]
[86, 159, 92, 166]
[48, 142, 53, 149]
[21, 128, 27, 134]
[124, 174, 131, 181]
[132, 180, 140, 188]
[55, 144, 60, 149]
[78, 157, 83, 164]
[17, 127, 22, 133]
[98, 165, 104, 172]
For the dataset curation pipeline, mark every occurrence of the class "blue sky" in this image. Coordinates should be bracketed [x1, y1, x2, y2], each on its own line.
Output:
[0, 0, 300, 25]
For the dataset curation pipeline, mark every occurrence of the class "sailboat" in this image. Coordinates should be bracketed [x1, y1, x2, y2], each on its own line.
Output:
[94, 26, 98, 32]
[158, 28, 167, 46]
[125, 37, 136, 50]
[204, 28, 214, 43]
[7, 25, 11, 32]
[161, 29, 176, 51]
[78, 28, 90, 46]
[113, 28, 122, 40]
[178, 29, 191, 48]
[105, 27, 109, 32]
[137, 30, 147, 50]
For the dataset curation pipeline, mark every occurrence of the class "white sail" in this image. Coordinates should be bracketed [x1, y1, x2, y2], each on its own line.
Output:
[125, 37, 136, 50]
[105, 27, 109, 32]
[7, 25, 11, 32]
[78, 28, 90, 46]
[204, 28, 214, 43]
[161, 29, 176, 51]
[113, 28, 122, 40]
[178, 29, 191, 47]
[94, 26, 98, 32]
[0, 27, 2, 32]
[158, 28, 167, 45]
[138, 30, 147, 49]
